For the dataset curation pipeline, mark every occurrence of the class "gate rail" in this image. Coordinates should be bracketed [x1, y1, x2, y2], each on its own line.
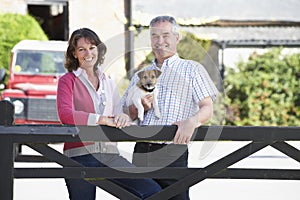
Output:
[0, 125, 300, 199]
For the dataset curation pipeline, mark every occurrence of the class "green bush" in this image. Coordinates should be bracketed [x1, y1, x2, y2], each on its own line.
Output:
[0, 13, 48, 79]
[224, 48, 300, 126]
[177, 31, 211, 63]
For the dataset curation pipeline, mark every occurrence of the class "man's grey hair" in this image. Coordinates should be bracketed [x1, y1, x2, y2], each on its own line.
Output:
[149, 15, 179, 34]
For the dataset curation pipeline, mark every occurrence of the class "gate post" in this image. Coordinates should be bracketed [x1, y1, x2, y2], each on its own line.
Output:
[0, 100, 14, 125]
[0, 137, 14, 200]
[0, 100, 14, 199]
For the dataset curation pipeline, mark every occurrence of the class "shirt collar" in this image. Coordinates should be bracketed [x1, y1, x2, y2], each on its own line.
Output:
[73, 66, 106, 80]
[152, 53, 179, 69]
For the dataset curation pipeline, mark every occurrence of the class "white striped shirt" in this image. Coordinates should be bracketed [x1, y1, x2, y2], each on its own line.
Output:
[122, 54, 219, 126]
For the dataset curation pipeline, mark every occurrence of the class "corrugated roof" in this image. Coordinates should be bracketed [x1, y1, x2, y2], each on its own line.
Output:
[133, 0, 300, 22]
[212, 39, 300, 48]
[182, 26, 300, 40]
[181, 26, 300, 47]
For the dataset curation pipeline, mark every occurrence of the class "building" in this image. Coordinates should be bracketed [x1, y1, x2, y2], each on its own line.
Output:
[2, 0, 300, 86]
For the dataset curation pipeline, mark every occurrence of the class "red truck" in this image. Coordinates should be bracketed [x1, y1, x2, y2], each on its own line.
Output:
[0, 40, 67, 124]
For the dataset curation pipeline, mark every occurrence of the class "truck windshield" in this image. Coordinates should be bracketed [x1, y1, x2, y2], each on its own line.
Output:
[14, 50, 66, 75]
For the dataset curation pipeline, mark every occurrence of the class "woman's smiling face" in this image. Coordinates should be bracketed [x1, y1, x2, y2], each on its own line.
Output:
[73, 37, 98, 70]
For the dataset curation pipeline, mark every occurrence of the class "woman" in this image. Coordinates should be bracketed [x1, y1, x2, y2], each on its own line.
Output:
[56, 28, 161, 200]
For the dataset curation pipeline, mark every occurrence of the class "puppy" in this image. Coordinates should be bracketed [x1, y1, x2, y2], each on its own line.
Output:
[126, 69, 161, 122]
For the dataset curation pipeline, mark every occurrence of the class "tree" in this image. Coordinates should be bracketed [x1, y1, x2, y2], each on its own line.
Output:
[224, 48, 300, 126]
[0, 13, 48, 80]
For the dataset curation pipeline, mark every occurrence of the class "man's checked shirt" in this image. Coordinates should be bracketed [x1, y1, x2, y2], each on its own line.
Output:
[122, 54, 219, 126]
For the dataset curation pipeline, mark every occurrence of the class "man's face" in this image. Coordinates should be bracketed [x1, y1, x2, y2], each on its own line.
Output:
[150, 21, 179, 62]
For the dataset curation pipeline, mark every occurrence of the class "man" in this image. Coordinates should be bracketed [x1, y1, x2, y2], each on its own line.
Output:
[122, 16, 219, 200]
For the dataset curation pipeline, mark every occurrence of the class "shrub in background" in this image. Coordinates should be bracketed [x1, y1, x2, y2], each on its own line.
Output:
[224, 48, 300, 126]
[0, 13, 48, 82]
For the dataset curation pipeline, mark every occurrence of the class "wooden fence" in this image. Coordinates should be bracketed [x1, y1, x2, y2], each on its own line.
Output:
[0, 124, 300, 200]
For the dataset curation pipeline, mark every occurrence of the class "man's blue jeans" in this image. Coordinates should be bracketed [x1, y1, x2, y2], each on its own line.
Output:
[133, 142, 189, 200]
[65, 153, 161, 200]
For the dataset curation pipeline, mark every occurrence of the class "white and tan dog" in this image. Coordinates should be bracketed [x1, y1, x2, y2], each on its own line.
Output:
[126, 69, 161, 122]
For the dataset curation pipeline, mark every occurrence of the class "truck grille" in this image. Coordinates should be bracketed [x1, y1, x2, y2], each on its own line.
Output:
[27, 98, 59, 121]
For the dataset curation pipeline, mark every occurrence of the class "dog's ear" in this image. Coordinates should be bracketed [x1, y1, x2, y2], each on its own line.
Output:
[137, 70, 145, 79]
[154, 70, 162, 77]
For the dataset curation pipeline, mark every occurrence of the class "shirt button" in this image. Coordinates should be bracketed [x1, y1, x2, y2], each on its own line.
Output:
[148, 143, 152, 151]
[102, 101, 106, 105]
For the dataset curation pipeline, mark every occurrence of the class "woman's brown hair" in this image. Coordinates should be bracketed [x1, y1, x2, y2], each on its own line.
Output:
[64, 28, 107, 72]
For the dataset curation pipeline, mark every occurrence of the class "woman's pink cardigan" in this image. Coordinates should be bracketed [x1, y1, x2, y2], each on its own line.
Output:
[56, 72, 121, 155]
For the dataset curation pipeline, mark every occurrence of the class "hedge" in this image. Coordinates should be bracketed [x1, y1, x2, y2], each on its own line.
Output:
[224, 48, 300, 126]
[0, 13, 48, 81]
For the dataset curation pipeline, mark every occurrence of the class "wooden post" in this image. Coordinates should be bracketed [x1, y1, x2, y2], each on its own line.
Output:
[124, 0, 134, 79]
[0, 100, 14, 199]
[0, 137, 14, 200]
[0, 100, 14, 125]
